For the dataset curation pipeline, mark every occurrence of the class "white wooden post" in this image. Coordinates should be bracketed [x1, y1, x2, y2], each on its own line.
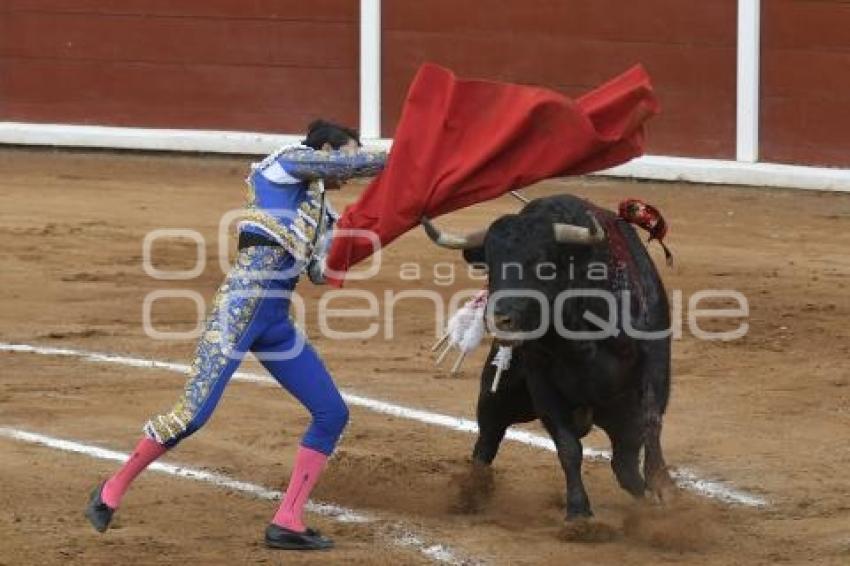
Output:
[737, 0, 761, 163]
[359, 0, 382, 140]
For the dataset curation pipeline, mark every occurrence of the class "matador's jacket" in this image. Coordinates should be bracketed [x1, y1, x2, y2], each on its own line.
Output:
[142, 146, 386, 453]
[240, 145, 387, 266]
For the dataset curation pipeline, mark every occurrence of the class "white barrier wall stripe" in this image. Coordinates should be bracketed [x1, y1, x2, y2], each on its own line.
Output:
[595, 155, 850, 192]
[0, 342, 767, 507]
[2, 122, 849, 192]
[0, 426, 467, 565]
[0, 122, 303, 154]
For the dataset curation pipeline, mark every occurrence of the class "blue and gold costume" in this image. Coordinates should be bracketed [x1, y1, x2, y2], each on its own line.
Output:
[240, 145, 385, 263]
[143, 146, 386, 454]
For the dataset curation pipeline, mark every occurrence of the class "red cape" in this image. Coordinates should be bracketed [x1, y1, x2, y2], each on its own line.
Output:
[326, 63, 660, 286]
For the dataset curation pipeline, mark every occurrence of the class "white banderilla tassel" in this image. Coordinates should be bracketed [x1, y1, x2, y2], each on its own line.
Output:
[490, 345, 513, 393]
[434, 290, 488, 376]
[435, 339, 454, 366]
[431, 332, 450, 353]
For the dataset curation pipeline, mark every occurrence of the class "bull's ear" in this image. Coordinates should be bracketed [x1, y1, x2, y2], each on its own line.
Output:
[462, 247, 486, 265]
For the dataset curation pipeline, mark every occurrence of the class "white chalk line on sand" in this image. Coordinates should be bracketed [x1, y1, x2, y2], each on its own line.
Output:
[0, 342, 767, 508]
[0, 426, 470, 565]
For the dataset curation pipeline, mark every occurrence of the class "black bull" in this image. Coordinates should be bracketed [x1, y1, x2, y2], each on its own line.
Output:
[423, 194, 675, 520]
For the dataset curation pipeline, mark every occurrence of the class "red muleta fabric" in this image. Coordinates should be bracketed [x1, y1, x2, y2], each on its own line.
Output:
[326, 63, 660, 286]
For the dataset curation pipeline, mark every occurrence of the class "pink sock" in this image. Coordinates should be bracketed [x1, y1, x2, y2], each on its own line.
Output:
[272, 446, 328, 532]
[101, 437, 168, 509]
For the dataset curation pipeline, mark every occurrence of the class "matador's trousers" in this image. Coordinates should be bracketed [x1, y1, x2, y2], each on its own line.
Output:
[143, 245, 349, 455]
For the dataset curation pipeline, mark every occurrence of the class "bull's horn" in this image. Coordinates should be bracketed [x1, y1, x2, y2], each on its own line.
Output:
[553, 213, 606, 245]
[420, 216, 487, 250]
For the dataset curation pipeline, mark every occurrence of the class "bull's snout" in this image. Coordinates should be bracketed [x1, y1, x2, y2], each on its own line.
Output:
[490, 303, 520, 332]
[492, 313, 514, 331]
[489, 296, 543, 337]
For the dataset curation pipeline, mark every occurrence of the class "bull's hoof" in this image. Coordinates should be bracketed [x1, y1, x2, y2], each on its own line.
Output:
[565, 507, 593, 521]
[450, 461, 495, 514]
[560, 517, 618, 543]
[625, 482, 648, 500]
[565, 498, 593, 521]
[647, 469, 679, 504]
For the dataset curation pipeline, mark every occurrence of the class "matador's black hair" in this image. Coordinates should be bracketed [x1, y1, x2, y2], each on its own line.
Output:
[303, 119, 361, 150]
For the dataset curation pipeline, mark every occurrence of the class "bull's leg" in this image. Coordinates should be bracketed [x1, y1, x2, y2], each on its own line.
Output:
[524, 370, 593, 519]
[540, 415, 592, 519]
[472, 389, 528, 464]
[524, 369, 592, 520]
[472, 376, 510, 464]
[457, 402, 512, 514]
[472, 424, 507, 465]
[643, 385, 675, 500]
[454, 391, 514, 514]
[610, 427, 646, 498]
[640, 341, 676, 501]
[454, 346, 535, 514]
[473, 344, 535, 465]
[596, 401, 646, 498]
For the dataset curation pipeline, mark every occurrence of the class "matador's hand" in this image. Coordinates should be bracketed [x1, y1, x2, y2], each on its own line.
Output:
[307, 257, 327, 285]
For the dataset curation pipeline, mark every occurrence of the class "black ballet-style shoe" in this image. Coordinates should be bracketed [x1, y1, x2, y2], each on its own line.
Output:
[265, 523, 334, 550]
[84, 482, 115, 533]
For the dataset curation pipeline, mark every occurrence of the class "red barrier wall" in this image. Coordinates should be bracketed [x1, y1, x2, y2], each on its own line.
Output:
[381, 0, 739, 159]
[0, 0, 360, 133]
[761, 0, 850, 167]
[2, 1, 849, 168]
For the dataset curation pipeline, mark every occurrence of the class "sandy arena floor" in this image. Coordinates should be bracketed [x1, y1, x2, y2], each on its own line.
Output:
[0, 148, 848, 565]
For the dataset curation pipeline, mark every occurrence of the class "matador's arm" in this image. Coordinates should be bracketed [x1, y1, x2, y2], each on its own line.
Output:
[276, 147, 387, 181]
